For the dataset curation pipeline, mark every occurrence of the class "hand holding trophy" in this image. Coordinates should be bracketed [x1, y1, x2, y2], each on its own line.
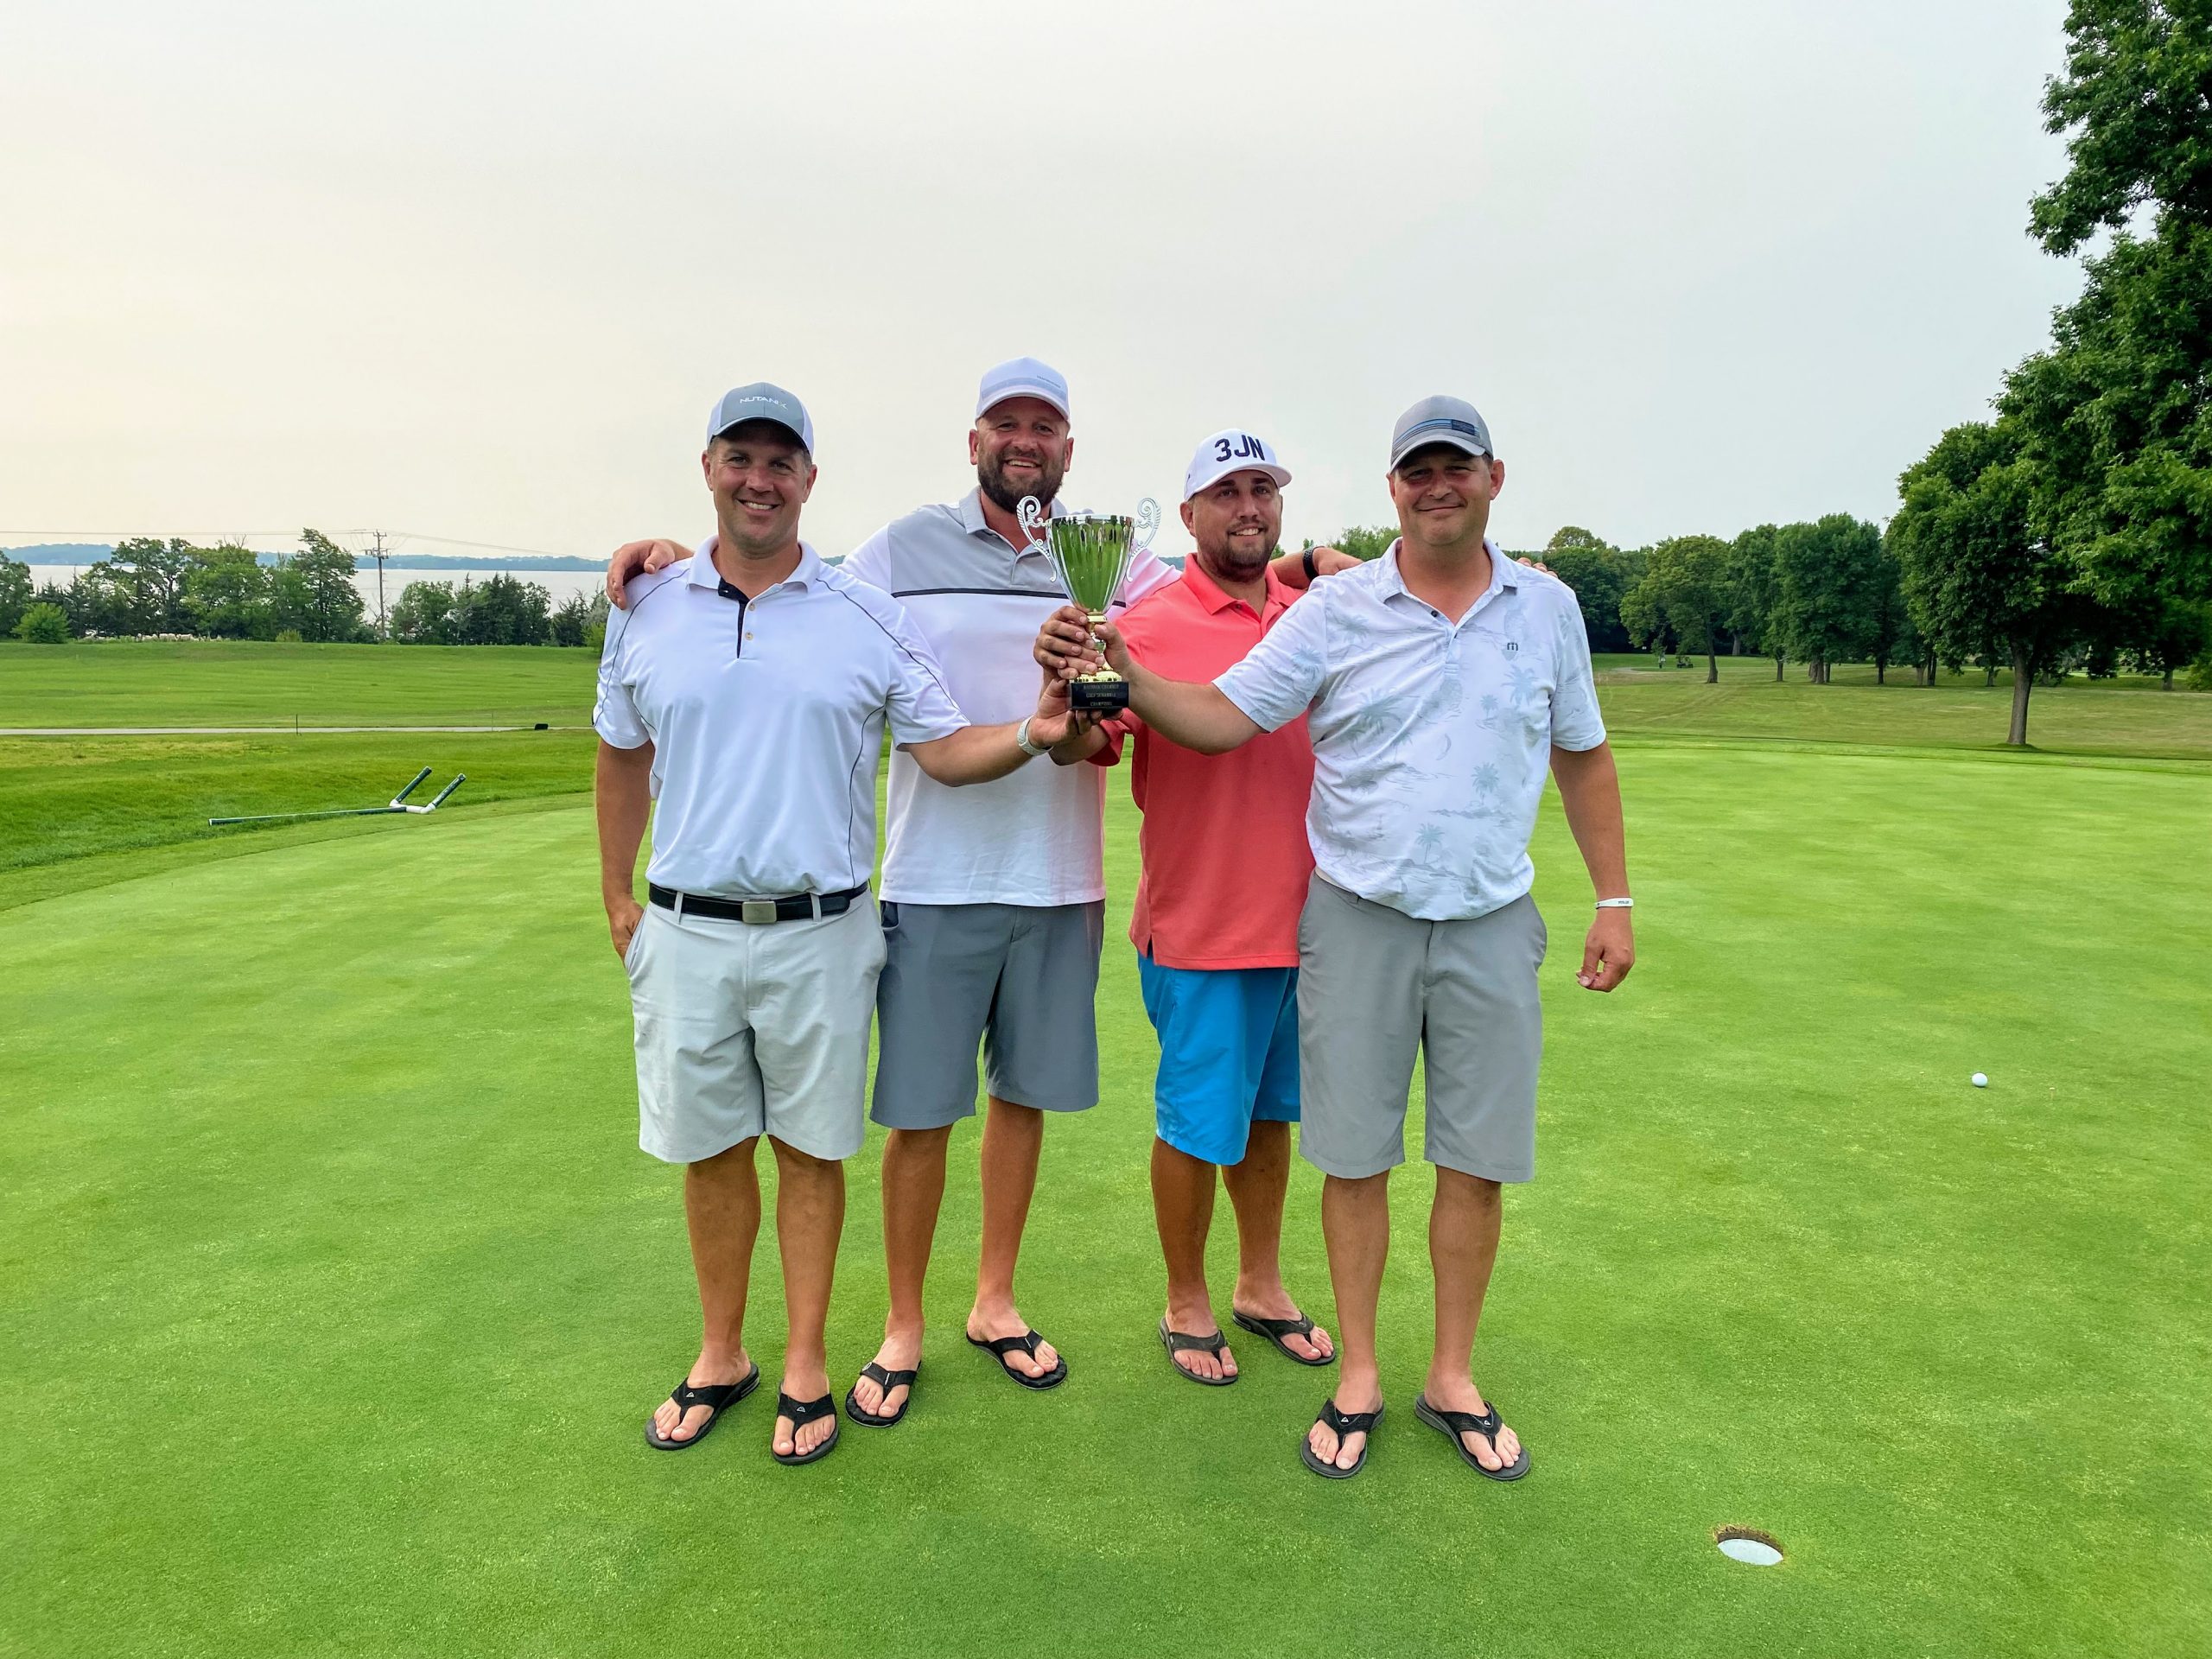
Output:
[1019, 494, 1159, 713]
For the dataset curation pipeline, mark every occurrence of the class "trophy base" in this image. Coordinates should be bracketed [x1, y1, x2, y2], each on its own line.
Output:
[1070, 673, 1129, 714]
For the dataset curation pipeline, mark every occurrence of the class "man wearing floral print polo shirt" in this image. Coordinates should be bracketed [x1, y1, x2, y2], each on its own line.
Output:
[1043, 429, 1338, 1388]
[1090, 395, 1635, 1482]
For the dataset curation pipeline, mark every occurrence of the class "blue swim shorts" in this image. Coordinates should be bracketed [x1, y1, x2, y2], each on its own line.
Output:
[1136, 953, 1300, 1166]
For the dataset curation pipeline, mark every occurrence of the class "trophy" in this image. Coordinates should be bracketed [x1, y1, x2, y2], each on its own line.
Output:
[1019, 494, 1160, 712]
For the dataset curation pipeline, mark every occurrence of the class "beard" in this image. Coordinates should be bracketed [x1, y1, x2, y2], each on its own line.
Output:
[977, 449, 1067, 515]
[1198, 527, 1277, 583]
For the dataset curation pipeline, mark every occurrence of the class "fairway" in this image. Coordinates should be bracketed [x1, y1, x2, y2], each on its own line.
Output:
[0, 639, 596, 729]
[4, 744, 2208, 1657]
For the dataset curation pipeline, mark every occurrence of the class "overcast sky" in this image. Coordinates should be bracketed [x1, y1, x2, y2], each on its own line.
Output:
[3, 0, 2081, 563]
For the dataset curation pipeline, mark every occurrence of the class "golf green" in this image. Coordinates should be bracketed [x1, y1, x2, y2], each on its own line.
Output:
[3, 745, 2207, 1656]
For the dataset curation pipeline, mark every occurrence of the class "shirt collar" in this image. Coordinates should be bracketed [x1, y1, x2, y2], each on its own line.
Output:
[959, 486, 1066, 548]
[689, 540, 822, 593]
[1179, 552, 1288, 618]
[1379, 537, 1515, 602]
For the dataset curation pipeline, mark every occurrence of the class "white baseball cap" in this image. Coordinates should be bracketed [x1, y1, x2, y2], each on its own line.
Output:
[976, 356, 1071, 421]
[708, 382, 814, 454]
[1183, 429, 1292, 501]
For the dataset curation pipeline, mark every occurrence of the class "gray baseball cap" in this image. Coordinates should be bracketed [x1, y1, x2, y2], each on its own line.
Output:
[1389, 395, 1492, 469]
[708, 382, 814, 454]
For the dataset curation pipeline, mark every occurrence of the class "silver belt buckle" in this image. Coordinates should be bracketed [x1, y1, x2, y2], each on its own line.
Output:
[740, 899, 779, 925]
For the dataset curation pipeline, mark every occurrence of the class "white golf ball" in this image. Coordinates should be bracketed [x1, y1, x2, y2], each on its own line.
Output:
[1971, 1072, 1988, 1088]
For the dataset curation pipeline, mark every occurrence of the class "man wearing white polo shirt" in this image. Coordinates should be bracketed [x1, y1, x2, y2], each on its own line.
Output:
[1091, 395, 1635, 1481]
[605, 360, 1355, 1426]
[596, 384, 1094, 1465]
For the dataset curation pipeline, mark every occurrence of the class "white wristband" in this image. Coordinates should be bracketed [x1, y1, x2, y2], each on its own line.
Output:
[1594, 897, 1634, 910]
[1014, 716, 1048, 758]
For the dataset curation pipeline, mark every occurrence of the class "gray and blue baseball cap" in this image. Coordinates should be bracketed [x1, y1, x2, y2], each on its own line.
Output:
[976, 356, 1071, 421]
[1389, 395, 1492, 470]
[708, 382, 814, 454]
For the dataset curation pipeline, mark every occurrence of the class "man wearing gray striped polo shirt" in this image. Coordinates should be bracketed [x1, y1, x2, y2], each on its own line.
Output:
[1093, 395, 1635, 1481]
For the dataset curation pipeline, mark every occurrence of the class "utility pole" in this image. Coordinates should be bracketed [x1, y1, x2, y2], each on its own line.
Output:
[368, 530, 390, 637]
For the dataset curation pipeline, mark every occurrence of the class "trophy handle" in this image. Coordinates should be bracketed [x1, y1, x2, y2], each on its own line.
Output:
[1131, 498, 1160, 555]
[1015, 494, 1052, 556]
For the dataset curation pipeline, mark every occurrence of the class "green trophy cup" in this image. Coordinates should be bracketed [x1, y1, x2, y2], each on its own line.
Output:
[1019, 494, 1160, 713]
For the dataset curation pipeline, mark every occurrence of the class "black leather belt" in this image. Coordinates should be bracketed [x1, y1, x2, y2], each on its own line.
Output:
[647, 882, 868, 925]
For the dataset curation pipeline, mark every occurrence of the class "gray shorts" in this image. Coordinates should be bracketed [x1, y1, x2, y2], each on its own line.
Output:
[871, 899, 1106, 1130]
[1294, 874, 1546, 1182]
[626, 897, 885, 1165]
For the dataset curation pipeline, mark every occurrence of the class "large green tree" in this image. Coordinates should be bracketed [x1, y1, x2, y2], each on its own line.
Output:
[1726, 524, 1788, 678]
[1891, 421, 2100, 745]
[390, 581, 460, 644]
[2005, 2, 2212, 631]
[0, 557, 29, 634]
[289, 530, 366, 642]
[1866, 534, 1922, 683]
[1621, 534, 1733, 681]
[1772, 515, 1883, 683]
[182, 545, 275, 639]
[1541, 526, 1643, 652]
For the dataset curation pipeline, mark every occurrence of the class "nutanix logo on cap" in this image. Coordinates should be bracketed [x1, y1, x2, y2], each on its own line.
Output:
[708, 383, 815, 454]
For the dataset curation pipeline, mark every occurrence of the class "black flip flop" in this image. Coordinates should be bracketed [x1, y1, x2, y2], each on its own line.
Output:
[1301, 1397, 1383, 1478]
[1231, 1306, 1335, 1367]
[772, 1390, 841, 1465]
[1158, 1318, 1238, 1386]
[966, 1327, 1068, 1390]
[643, 1363, 760, 1451]
[1414, 1393, 1530, 1481]
[844, 1360, 920, 1427]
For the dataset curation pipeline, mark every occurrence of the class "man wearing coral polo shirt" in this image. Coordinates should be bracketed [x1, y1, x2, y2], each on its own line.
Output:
[1043, 429, 1338, 1386]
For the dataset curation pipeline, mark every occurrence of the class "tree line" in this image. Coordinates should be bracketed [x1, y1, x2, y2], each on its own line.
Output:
[1, 533, 608, 648]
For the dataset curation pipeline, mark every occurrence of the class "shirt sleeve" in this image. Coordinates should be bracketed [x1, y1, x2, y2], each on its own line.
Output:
[592, 604, 651, 749]
[1548, 587, 1608, 751]
[879, 598, 969, 747]
[1214, 586, 1328, 733]
[842, 524, 894, 590]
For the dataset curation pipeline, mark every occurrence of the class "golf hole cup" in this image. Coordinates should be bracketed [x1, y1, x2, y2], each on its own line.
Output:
[1021, 494, 1159, 714]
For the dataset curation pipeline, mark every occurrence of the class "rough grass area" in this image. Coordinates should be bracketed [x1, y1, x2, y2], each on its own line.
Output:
[0, 639, 595, 728]
[0, 731, 594, 880]
[3, 749, 2207, 1657]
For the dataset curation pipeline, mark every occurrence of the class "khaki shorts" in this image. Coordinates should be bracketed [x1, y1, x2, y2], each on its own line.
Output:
[625, 897, 886, 1164]
[1294, 874, 1546, 1183]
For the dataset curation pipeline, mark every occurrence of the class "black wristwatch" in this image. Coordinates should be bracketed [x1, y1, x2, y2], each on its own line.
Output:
[1301, 547, 1319, 583]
